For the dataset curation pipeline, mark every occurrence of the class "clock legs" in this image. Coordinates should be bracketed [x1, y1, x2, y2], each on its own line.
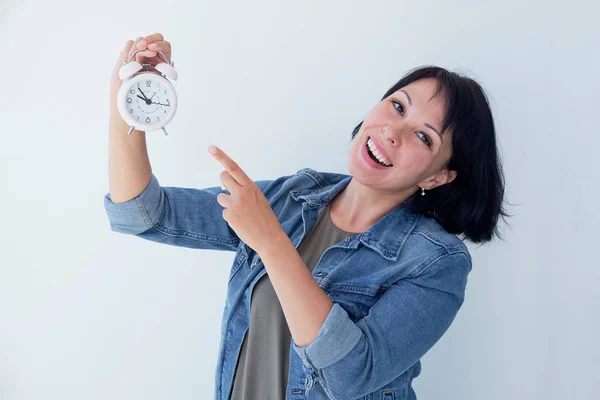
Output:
[126, 125, 168, 136]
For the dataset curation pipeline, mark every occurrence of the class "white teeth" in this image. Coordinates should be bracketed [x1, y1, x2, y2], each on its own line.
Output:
[367, 138, 392, 166]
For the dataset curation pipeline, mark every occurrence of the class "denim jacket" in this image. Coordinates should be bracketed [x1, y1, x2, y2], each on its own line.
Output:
[103, 167, 472, 400]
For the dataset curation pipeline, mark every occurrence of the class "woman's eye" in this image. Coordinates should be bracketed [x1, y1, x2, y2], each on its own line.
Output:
[417, 132, 432, 147]
[392, 100, 433, 148]
[392, 100, 404, 115]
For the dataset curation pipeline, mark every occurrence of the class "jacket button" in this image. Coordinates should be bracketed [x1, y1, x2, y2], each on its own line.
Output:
[305, 374, 313, 389]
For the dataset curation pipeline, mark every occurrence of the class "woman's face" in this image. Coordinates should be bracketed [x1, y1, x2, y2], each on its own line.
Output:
[348, 78, 456, 194]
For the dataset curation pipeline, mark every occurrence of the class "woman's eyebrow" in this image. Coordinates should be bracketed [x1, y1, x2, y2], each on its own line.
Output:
[425, 123, 443, 144]
[400, 89, 412, 106]
[400, 89, 443, 144]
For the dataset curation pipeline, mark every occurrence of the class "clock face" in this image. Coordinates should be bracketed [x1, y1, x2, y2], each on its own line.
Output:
[124, 77, 175, 126]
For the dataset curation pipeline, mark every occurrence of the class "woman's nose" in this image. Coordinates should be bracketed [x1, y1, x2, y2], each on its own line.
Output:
[383, 125, 405, 146]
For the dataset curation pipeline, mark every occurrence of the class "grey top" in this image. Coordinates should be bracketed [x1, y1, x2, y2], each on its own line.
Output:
[230, 201, 357, 399]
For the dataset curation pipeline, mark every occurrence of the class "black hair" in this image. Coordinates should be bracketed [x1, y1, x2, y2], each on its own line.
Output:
[350, 65, 512, 245]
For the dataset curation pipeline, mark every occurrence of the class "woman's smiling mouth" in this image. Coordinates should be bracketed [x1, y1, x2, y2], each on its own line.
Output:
[365, 136, 393, 167]
[362, 136, 393, 168]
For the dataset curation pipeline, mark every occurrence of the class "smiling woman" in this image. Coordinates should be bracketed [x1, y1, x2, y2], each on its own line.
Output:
[105, 43, 510, 399]
[347, 65, 510, 244]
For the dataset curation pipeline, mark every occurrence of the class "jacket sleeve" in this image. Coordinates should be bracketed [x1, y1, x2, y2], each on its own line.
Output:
[291, 251, 472, 398]
[103, 172, 293, 252]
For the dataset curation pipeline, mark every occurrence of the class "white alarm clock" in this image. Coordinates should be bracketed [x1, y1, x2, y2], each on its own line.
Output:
[117, 48, 178, 135]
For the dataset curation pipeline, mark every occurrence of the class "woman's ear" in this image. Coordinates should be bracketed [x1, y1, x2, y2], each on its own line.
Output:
[421, 169, 457, 190]
[445, 169, 457, 185]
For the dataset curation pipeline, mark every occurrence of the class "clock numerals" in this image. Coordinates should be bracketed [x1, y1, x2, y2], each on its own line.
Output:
[124, 79, 173, 125]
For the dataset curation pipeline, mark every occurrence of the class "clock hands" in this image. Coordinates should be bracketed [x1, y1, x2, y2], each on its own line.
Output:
[136, 84, 170, 107]
[137, 85, 150, 101]
[136, 96, 171, 107]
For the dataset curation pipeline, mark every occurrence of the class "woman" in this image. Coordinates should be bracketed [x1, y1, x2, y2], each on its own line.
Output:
[105, 34, 509, 400]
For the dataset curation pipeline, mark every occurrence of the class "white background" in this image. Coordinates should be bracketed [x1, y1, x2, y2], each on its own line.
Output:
[1, 1, 598, 399]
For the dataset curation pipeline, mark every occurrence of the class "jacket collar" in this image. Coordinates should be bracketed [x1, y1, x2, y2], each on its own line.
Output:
[289, 170, 420, 262]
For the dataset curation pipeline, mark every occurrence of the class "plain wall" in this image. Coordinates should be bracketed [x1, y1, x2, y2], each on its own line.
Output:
[1, 0, 598, 399]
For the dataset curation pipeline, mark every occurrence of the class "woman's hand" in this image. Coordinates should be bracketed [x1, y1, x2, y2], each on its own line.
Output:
[208, 145, 287, 255]
[110, 33, 172, 101]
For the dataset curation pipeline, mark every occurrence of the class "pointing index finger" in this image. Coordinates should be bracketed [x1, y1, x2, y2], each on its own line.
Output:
[209, 145, 250, 186]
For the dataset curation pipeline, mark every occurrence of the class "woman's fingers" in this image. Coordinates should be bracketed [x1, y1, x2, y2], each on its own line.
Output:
[147, 40, 170, 53]
[111, 39, 137, 96]
[128, 36, 145, 60]
[111, 34, 168, 93]
[146, 40, 171, 61]
[115, 40, 132, 64]
[123, 40, 134, 54]
[137, 32, 164, 50]
[137, 34, 168, 61]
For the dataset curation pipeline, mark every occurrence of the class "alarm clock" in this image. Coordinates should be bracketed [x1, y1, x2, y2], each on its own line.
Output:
[117, 48, 178, 136]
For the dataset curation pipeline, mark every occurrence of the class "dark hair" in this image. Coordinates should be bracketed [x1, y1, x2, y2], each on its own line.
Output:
[350, 65, 512, 245]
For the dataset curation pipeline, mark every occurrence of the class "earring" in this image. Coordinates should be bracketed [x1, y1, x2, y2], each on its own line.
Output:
[421, 187, 426, 196]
